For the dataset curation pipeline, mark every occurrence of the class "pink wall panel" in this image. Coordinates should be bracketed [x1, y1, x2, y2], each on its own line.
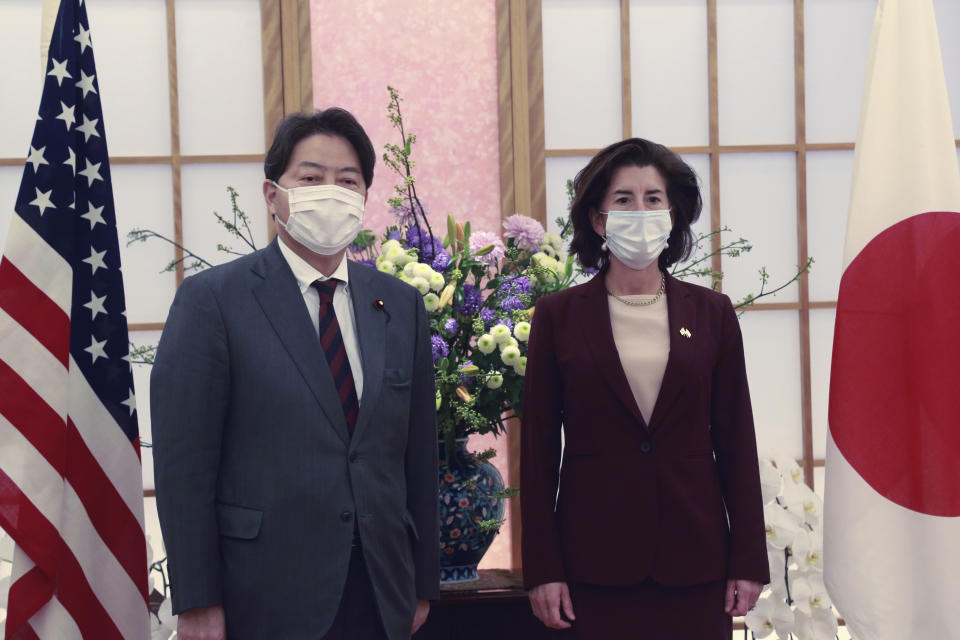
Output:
[311, 0, 513, 571]
[310, 0, 503, 238]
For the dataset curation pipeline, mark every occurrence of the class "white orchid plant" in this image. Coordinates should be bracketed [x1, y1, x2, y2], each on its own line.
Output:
[744, 457, 840, 640]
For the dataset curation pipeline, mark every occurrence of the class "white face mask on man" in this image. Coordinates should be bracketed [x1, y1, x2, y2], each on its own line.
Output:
[601, 209, 672, 270]
[272, 182, 365, 255]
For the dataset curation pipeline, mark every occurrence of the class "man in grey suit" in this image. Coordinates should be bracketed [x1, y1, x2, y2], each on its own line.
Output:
[151, 108, 439, 640]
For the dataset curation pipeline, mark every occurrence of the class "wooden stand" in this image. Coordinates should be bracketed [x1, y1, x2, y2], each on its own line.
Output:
[413, 569, 552, 639]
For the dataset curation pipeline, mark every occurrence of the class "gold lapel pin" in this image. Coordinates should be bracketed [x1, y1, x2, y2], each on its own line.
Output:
[373, 299, 385, 311]
[680, 327, 692, 338]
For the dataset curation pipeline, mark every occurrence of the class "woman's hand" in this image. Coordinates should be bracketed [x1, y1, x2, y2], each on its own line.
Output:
[724, 579, 763, 616]
[528, 581, 576, 629]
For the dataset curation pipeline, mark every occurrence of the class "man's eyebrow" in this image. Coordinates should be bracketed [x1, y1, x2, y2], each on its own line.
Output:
[295, 161, 362, 174]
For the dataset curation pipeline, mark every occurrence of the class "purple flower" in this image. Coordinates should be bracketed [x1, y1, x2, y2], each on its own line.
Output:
[348, 242, 364, 253]
[390, 199, 428, 227]
[432, 250, 452, 272]
[431, 335, 449, 364]
[386, 228, 403, 242]
[500, 296, 526, 312]
[502, 214, 545, 251]
[479, 308, 496, 328]
[390, 205, 416, 227]
[455, 284, 483, 315]
[444, 318, 459, 334]
[468, 230, 506, 266]
[498, 276, 532, 297]
[406, 226, 445, 262]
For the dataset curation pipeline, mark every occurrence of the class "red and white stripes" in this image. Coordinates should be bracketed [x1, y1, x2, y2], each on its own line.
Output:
[0, 217, 148, 639]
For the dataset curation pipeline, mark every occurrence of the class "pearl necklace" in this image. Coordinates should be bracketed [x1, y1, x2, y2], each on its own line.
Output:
[606, 273, 665, 307]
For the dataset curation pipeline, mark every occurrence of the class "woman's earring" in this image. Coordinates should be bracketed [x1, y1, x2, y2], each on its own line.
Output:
[600, 237, 608, 252]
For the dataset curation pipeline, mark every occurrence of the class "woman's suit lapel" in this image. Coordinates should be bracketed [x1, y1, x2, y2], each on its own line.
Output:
[647, 274, 696, 432]
[578, 274, 647, 428]
[577, 272, 697, 432]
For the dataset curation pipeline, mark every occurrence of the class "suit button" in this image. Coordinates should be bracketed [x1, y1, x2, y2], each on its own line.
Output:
[640, 441, 652, 454]
[341, 510, 353, 522]
[349, 452, 358, 463]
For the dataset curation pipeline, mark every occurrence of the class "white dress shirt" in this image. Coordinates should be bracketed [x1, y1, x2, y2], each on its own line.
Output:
[276, 238, 364, 401]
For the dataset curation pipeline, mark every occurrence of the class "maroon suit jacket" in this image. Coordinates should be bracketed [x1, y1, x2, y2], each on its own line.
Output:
[520, 273, 770, 589]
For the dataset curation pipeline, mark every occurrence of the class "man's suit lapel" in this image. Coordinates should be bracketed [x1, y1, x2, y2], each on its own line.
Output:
[647, 275, 696, 432]
[578, 274, 647, 427]
[346, 261, 386, 445]
[251, 240, 351, 447]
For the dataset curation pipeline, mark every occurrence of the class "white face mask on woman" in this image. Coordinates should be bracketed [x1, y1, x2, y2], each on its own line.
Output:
[601, 209, 672, 270]
[272, 182, 365, 255]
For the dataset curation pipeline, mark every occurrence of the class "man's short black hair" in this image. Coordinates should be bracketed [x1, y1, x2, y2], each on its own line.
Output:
[263, 108, 375, 188]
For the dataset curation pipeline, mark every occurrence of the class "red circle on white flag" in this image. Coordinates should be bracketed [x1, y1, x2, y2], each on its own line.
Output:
[830, 211, 960, 517]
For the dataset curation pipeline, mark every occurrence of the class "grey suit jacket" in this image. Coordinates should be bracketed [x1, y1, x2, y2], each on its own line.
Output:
[151, 239, 440, 640]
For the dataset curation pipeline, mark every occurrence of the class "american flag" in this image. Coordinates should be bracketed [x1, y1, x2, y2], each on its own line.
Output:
[0, 1, 149, 638]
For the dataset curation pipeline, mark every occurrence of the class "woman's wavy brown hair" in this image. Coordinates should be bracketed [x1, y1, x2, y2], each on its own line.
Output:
[568, 138, 702, 272]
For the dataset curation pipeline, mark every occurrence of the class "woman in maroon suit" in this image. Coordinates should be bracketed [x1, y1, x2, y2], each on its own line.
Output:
[521, 138, 769, 638]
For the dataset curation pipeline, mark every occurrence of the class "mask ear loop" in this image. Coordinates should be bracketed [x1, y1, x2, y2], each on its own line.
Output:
[597, 210, 609, 252]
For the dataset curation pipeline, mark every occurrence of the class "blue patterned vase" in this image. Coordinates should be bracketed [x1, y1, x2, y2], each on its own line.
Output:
[437, 438, 506, 583]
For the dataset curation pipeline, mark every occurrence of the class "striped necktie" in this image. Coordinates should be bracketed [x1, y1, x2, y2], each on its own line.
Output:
[312, 279, 359, 432]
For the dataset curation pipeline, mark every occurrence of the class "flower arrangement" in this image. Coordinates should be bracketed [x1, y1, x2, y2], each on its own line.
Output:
[744, 457, 840, 640]
[348, 88, 580, 453]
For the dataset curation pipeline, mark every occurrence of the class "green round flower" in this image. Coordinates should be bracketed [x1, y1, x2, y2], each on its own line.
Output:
[498, 337, 519, 352]
[500, 345, 521, 366]
[490, 324, 512, 344]
[395, 251, 417, 266]
[413, 263, 434, 280]
[403, 262, 419, 278]
[543, 231, 563, 252]
[486, 373, 504, 389]
[423, 292, 440, 311]
[513, 321, 531, 342]
[513, 356, 527, 376]
[377, 259, 396, 274]
[429, 272, 446, 291]
[384, 246, 406, 263]
[411, 277, 431, 295]
[477, 334, 497, 354]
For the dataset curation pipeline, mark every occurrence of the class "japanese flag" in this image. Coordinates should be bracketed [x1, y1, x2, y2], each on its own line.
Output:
[824, 1, 960, 638]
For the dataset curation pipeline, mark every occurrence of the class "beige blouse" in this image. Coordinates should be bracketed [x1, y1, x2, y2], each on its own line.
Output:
[607, 292, 670, 424]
